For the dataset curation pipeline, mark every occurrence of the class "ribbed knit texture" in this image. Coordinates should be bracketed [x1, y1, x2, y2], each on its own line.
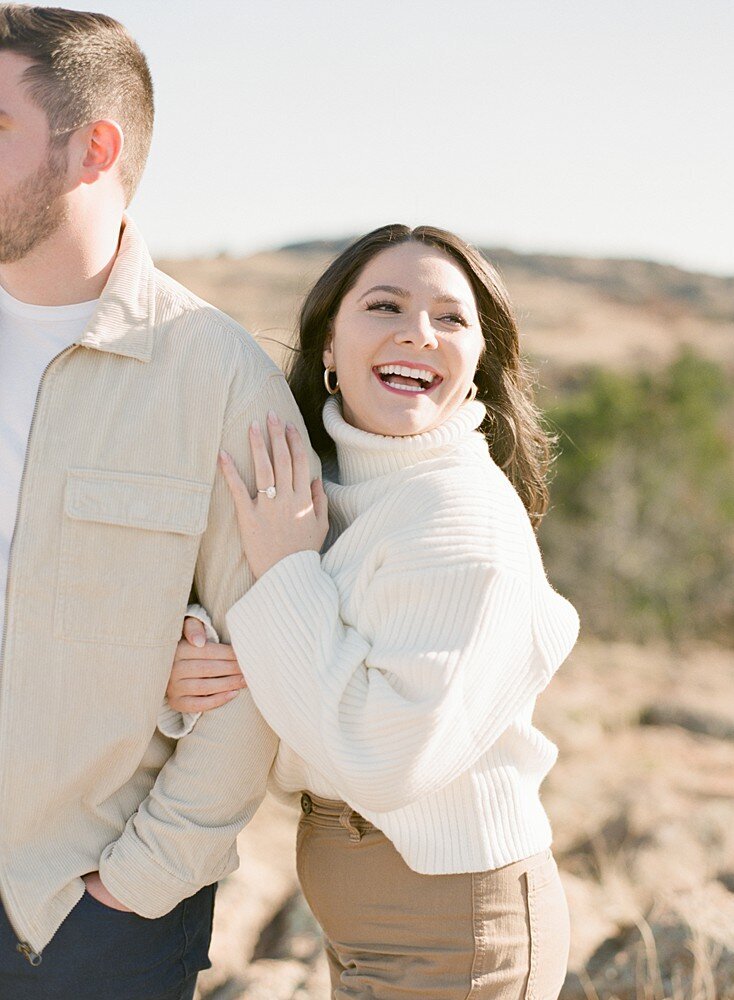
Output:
[227, 398, 579, 875]
[0, 218, 318, 953]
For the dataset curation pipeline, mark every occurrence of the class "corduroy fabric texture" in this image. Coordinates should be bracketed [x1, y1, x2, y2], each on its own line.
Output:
[0, 218, 317, 953]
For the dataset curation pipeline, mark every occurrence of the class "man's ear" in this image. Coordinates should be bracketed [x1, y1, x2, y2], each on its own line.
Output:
[77, 119, 124, 185]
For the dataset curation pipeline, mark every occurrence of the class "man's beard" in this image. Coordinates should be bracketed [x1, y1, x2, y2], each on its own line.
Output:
[0, 143, 69, 265]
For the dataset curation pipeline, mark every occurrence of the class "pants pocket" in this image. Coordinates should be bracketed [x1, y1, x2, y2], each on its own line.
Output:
[4, 891, 193, 1000]
[524, 856, 570, 1000]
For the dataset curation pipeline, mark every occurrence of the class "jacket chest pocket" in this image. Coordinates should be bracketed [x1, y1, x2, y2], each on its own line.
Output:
[55, 469, 211, 647]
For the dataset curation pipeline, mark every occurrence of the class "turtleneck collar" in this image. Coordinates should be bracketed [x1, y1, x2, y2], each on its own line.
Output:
[322, 396, 488, 486]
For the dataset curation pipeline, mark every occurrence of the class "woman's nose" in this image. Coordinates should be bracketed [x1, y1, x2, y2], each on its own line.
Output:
[395, 312, 438, 349]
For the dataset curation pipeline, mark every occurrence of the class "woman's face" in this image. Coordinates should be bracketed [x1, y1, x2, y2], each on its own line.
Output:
[323, 242, 484, 437]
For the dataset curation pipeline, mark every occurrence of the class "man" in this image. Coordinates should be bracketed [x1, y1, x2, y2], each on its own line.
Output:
[0, 6, 315, 998]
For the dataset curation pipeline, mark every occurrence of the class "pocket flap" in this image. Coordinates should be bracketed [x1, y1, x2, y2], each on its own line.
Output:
[65, 469, 211, 535]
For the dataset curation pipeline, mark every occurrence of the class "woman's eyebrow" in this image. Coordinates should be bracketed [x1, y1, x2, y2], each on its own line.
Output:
[357, 286, 473, 311]
[358, 285, 409, 301]
[435, 296, 469, 307]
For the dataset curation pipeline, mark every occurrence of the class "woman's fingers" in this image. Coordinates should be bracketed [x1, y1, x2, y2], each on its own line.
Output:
[248, 423, 276, 495]
[169, 690, 243, 714]
[287, 422, 311, 496]
[217, 416, 323, 579]
[167, 642, 246, 713]
[173, 637, 240, 666]
[311, 477, 328, 525]
[173, 656, 244, 680]
[182, 616, 207, 648]
[223, 416, 306, 502]
[268, 411, 293, 492]
[219, 449, 254, 510]
[173, 674, 246, 697]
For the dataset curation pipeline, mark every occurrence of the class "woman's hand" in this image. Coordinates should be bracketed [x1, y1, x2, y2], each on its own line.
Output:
[219, 411, 328, 580]
[167, 617, 247, 713]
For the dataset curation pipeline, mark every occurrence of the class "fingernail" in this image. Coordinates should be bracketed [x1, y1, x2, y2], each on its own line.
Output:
[286, 422, 296, 432]
[192, 634, 206, 648]
[268, 410, 278, 423]
[250, 421, 260, 434]
[225, 690, 240, 701]
[219, 449, 231, 463]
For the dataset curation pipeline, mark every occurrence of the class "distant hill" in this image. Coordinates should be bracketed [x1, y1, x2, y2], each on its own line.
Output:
[282, 238, 734, 323]
[158, 241, 734, 373]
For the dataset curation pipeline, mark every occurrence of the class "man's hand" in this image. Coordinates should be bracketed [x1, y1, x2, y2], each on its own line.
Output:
[82, 871, 133, 911]
[167, 617, 246, 714]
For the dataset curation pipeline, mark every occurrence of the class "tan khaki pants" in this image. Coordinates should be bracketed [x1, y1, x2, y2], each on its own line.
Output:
[296, 794, 569, 1000]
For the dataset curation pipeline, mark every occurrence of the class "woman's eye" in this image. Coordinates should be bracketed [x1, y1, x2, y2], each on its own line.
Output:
[440, 313, 468, 326]
[365, 300, 400, 313]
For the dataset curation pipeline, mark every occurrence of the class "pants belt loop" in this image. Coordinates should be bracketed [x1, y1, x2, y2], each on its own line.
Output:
[339, 803, 363, 842]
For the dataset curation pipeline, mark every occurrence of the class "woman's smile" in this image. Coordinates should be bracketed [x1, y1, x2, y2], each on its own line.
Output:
[372, 361, 444, 395]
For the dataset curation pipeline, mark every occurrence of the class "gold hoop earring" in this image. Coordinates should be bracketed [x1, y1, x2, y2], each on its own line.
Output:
[324, 366, 340, 395]
[466, 382, 478, 402]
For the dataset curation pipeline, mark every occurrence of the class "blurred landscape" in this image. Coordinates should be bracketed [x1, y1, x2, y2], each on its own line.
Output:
[158, 242, 734, 1000]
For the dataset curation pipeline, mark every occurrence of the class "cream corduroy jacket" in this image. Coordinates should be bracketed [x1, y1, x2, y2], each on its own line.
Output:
[0, 217, 316, 955]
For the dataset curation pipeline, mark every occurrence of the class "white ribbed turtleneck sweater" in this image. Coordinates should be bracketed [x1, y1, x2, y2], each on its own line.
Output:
[226, 398, 579, 875]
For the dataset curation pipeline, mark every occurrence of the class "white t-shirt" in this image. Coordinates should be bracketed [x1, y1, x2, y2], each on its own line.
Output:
[0, 283, 98, 641]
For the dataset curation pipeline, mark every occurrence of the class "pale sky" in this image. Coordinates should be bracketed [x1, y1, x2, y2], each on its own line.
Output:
[34, 0, 734, 274]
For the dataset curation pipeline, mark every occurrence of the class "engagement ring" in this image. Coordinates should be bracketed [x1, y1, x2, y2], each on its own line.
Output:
[258, 486, 277, 500]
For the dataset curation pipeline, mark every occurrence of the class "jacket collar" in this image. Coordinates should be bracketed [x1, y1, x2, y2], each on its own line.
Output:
[76, 215, 156, 362]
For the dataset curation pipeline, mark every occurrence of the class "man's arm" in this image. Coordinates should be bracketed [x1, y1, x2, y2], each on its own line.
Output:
[99, 371, 319, 917]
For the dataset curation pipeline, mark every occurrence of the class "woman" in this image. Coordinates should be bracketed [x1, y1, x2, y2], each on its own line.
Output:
[167, 225, 579, 999]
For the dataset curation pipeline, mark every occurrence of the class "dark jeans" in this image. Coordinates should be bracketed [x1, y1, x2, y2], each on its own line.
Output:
[0, 883, 216, 1000]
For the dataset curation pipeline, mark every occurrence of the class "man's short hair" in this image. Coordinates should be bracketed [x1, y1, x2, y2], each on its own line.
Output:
[0, 5, 154, 204]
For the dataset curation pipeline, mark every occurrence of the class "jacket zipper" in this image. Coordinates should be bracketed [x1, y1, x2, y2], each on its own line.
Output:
[0, 344, 76, 965]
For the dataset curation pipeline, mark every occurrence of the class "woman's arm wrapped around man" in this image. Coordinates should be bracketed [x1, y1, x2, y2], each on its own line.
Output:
[226, 464, 579, 814]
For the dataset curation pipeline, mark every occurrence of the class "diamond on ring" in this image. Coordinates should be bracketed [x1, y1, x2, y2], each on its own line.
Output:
[258, 485, 277, 500]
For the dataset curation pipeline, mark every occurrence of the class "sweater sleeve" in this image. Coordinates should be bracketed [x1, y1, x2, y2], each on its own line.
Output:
[226, 472, 579, 813]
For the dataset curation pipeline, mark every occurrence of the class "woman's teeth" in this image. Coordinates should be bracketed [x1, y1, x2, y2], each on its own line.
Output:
[375, 364, 438, 391]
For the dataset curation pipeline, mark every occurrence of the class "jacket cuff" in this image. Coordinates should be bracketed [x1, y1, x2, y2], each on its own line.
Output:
[98, 826, 238, 918]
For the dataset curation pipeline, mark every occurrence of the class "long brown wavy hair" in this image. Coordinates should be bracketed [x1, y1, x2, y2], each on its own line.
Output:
[288, 224, 554, 527]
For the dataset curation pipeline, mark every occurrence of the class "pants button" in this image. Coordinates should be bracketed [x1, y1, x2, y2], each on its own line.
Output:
[300, 793, 313, 815]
